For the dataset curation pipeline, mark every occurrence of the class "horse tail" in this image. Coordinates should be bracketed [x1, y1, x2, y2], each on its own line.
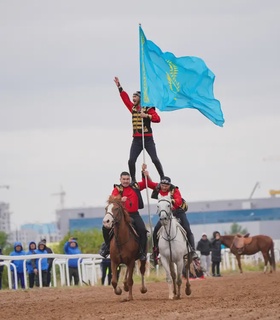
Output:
[270, 240, 276, 272]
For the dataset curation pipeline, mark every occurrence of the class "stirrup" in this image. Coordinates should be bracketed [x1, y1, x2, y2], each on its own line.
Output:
[191, 251, 198, 260]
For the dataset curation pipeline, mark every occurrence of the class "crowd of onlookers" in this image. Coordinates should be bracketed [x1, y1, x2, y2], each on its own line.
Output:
[0, 237, 83, 290]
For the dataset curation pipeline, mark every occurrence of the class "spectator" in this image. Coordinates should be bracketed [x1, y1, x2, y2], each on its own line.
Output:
[100, 257, 112, 286]
[196, 233, 212, 276]
[99, 243, 121, 285]
[41, 239, 53, 286]
[64, 237, 81, 285]
[211, 231, 222, 277]
[33, 241, 49, 287]
[0, 247, 4, 290]
[10, 241, 26, 289]
[26, 241, 36, 288]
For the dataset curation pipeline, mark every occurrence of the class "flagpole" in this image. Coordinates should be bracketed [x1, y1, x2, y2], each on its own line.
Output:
[139, 23, 154, 251]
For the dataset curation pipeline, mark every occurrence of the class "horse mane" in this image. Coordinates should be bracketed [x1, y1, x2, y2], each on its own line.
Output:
[107, 195, 131, 224]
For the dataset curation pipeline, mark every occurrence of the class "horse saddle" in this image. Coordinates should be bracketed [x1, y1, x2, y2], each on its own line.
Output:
[233, 233, 252, 253]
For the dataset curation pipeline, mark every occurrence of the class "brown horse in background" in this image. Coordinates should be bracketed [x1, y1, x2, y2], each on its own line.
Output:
[220, 234, 276, 273]
[103, 195, 147, 300]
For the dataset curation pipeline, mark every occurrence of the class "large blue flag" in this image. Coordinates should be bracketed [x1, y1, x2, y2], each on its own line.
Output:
[139, 26, 224, 127]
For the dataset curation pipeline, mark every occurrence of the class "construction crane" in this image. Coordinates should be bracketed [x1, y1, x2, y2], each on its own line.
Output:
[51, 186, 66, 208]
[249, 182, 260, 199]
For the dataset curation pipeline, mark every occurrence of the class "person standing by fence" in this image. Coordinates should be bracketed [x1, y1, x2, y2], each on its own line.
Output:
[211, 231, 222, 277]
[64, 237, 81, 285]
[9, 242, 26, 289]
[100, 257, 112, 286]
[196, 233, 212, 276]
[33, 241, 49, 287]
[26, 241, 37, 288]
[41, 239, 53, 286]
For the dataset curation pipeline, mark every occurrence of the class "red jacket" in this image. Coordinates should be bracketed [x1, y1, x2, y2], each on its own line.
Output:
[111, 178, 147, 213]
[147, 180, 183, 210]
[120, 91, 160, 137]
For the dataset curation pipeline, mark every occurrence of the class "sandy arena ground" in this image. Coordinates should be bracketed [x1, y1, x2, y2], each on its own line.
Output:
[1, 271, 279, 320]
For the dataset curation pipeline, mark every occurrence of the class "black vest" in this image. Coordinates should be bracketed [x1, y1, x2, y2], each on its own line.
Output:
[151, 184, 188, 212]
[114, 182, 144, 210]
[132, 106, 154, 135]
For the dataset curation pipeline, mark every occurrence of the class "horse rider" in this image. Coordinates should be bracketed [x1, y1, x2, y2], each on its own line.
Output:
[100, 166, 148, 261]
[114, 76, 164, 182]
[144, 169, 198, 264]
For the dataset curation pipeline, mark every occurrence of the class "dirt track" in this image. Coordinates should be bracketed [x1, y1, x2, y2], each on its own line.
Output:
[1, 271, 279, 320]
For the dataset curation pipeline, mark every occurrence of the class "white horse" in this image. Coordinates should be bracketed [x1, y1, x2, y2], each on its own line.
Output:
[157, 195, 191, 299]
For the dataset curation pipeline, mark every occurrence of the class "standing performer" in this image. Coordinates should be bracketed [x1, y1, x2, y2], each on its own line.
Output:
[114, 76, 164, 182]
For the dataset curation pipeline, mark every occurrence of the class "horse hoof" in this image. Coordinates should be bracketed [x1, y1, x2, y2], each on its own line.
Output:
[140, 287, 147, 294]
[114, 287, 122, 295]
[121, 297, 133, 302]
[185, 288, 191, 296]
[123, 285, 129, 292]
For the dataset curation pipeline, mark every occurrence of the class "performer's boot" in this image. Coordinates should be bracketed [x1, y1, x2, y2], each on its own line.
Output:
[188, 234, 198, 260]
[152, 237, 160, 266]
[139, 233, 147, 261]
[99, 227, 111, 258]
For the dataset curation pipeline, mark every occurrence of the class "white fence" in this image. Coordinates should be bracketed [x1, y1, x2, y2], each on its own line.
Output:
[1, 248, 279, 290]
[0, 253, 103, 290]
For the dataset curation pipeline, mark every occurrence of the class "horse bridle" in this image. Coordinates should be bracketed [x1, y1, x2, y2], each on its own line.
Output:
[157, 198, 179, 241]
[157, 198, 172, 219]
[106, 201, 123, 226]
[106, 201, 132, 251]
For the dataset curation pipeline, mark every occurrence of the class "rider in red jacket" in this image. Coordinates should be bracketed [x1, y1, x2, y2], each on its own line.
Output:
[145, 170, 198, 265]
[101, 167, 148, 261]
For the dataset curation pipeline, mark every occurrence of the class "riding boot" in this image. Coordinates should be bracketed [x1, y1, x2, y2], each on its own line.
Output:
[188, 234, 198, 260]
[139, 233, 147, 261]
[99, 227, 111, 258]
[152, 236, 159, 266]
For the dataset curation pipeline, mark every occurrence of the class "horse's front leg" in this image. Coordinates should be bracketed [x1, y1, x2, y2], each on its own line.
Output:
[160, 256, 174, 299]
[175, 260, 184, 299]
[139, 260, 147, 294]
[236, 255, 243, 273]
[169, 261, 177, 298]
[125, 261, 135, 301]
[184, 258, 191, 296]
[123, 267, 129, 292]
[111, 261, 122, 295]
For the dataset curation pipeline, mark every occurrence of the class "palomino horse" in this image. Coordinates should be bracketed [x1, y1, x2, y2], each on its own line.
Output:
[220, 234, 276, 273]
[103, 195, 147, 300]
[157, 195, 191, 299]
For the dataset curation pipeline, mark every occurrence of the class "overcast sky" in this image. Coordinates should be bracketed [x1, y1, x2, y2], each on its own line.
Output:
[0, 0, 279, 228]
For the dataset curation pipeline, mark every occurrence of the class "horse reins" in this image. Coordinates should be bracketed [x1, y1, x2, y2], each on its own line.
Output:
[158, 199, 179, 262]
[110, 202, 134, 261]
